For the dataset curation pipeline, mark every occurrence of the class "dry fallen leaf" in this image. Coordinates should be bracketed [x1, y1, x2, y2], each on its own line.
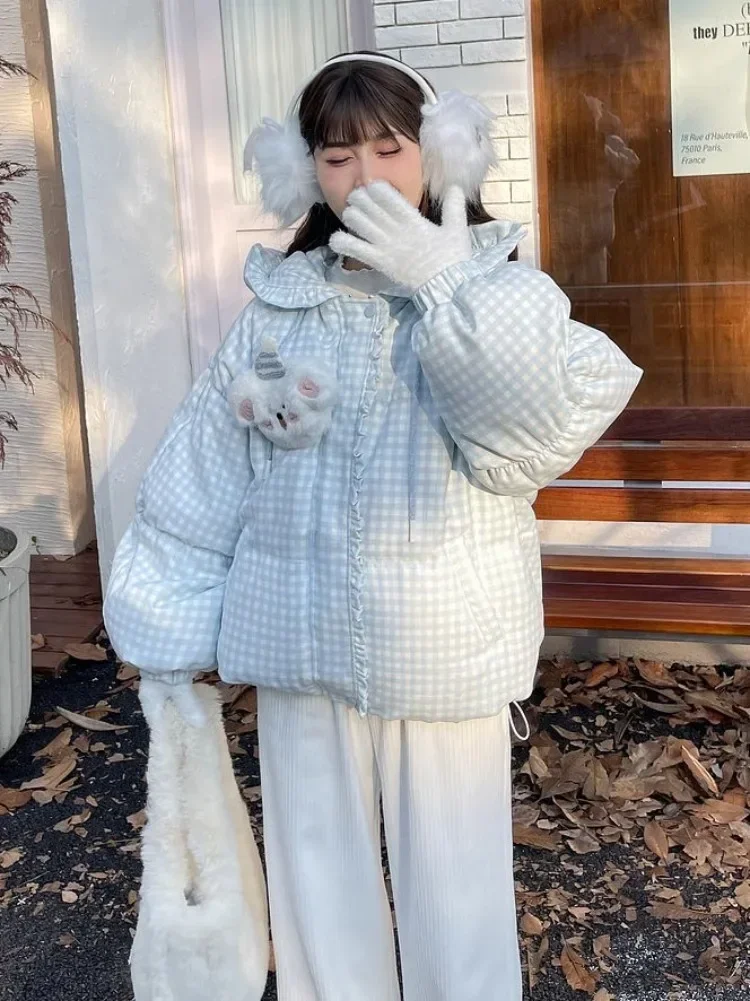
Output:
[585, 662, 620, 688]
[33, 728, 73, 761]
[31, 633, 46, 650]
[0, 787, 32, 811]
[61, 889, 78, 904]
[233, 687, 259, 714]
[21, 755, 77, 791]
[560, 943, 599, 994]
[520, 911, 544, 936]
[644, 820, 670, 861]
[689, 798, 748, 825]
[527, 935, 549, 991]
[513, 825, 560, 851]
[593, 991, 615, 1001]
[566, 831, 601, 855]
[648, 901, 712, 920]
[62, 643, 108, 662]
[116, 663, 139, 682]
[593, 935, 612, 958]
[127, 809, 147, 831]
[0, 849, 22, 869]
[54, 707, 128, 732]
[680, 743, 720, 797]
[634, 659, 675, 688]
[734, 880, 750, 910]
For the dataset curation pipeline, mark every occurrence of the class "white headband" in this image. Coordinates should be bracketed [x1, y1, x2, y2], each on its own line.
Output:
[290, 52, 439, 111]
[245, 52, 497, 227]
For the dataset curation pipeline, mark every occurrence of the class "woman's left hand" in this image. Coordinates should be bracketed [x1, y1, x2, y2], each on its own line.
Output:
[329, 181, 472, 292]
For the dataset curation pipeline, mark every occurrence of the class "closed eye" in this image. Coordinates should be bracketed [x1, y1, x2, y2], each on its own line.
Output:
[325, 146, 402, 167]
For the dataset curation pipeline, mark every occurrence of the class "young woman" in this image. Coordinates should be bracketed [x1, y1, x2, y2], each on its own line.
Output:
[104, 51, 642, 1001]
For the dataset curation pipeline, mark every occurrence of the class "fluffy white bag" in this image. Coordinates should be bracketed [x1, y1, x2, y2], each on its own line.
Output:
[131, 682, 269, 1001]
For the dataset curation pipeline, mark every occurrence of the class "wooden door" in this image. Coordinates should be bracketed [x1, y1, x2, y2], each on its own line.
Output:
[530, 0, 750, 420]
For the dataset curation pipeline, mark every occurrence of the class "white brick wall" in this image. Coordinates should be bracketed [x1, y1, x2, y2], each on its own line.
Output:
[400, 44, 462, 67]
[438, 17, 502, 43]
[371, 0, 535, 260]
[461, 38, 525, 63]
[375, 4, 396, 26]
[375, 23, 437, 48]
[460, 0, 523, 16]
[396, 0, 458, 24]
[503, 15, 525, 37]
[481, 93, 533, 235]
[490, 114, 529, 138]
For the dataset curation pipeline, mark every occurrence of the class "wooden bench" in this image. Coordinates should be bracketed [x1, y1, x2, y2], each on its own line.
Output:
[534, 408, 750, 641]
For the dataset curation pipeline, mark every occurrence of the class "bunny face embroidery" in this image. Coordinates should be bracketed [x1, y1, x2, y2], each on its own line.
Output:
[228, 338, 339, 450]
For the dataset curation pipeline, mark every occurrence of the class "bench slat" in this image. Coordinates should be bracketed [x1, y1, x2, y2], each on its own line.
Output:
[543, 568, 750, 590]
[534, 487, 750, 523]
[605, 408, 750, 441]
[561, 445, 750, 482]
[542, 555, 750, 575]
[544, 596, 750, 636]
[543, 580, 750, 607]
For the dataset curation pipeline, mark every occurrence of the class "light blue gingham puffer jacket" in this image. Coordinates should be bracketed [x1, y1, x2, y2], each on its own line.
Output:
[104, 220, 642, 722]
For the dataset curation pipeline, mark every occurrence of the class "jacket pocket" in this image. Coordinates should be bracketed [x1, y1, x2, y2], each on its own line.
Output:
[448, 536, 505, 647]
[511, 496, 545, 641]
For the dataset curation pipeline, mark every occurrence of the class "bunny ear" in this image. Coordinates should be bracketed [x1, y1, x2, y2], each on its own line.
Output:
[298, 376, 321, 399]
[244, 117, 323, 227]
[238, 399, 255, 423]
[227, 371, 260, 427]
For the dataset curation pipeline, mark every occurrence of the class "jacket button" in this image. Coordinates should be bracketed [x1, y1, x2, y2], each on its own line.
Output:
[363, 303, 376, 318]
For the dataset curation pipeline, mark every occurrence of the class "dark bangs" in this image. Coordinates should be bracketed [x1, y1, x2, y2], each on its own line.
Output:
[297, 57, 423, 152]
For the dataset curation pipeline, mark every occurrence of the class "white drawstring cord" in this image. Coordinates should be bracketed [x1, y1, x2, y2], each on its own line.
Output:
[508, 700, 530, 741]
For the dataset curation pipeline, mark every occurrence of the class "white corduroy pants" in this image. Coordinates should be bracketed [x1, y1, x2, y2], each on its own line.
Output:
[257, 688, 522, 1001]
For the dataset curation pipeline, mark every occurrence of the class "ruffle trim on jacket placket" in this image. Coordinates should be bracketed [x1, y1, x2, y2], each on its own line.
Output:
[348, 325, 385, 716]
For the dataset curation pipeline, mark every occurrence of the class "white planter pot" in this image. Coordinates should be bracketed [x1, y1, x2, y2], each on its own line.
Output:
[0, 527, 32, 758]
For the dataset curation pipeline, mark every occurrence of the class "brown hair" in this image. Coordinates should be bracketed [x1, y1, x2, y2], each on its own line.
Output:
[285, 52, 495, 257]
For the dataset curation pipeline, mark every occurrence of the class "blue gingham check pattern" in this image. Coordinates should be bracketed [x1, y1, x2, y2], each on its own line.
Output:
[104, 221, 642, 722]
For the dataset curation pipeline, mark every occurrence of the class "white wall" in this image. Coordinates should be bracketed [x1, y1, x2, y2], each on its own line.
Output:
[0, 0, 80, 553]
[45, 0, 193, 582]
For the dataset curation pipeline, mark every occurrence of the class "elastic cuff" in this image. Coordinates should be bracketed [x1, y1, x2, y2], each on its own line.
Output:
[139, 668, 196, 687]
[412, 258, 482, 312]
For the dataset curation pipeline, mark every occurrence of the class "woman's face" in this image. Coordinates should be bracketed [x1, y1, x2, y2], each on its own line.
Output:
[314, 131, 424, 219]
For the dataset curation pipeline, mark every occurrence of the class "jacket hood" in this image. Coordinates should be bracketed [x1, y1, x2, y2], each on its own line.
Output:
[243, 219, 526, 309]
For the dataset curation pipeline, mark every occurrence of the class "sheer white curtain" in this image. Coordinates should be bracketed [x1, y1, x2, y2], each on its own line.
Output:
[220, 0, 351, 204]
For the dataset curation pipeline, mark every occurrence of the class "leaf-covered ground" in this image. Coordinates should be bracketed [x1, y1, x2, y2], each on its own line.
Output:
[1, 637, 749, 1000]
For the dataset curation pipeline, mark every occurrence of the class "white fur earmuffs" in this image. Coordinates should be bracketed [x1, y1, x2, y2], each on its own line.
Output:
[228, 339, 339, 450]
[243, 52, 497, 227]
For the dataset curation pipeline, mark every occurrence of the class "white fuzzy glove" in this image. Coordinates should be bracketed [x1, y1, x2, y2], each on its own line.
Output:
[138, 671, 207, 728]
[329, 181, 472, 292]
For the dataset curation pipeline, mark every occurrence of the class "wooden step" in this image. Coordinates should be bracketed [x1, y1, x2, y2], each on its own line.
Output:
[29, 544, 103, 676]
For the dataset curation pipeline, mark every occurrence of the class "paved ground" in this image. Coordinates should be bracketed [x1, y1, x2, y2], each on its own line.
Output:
[2, 640, 749, 1001]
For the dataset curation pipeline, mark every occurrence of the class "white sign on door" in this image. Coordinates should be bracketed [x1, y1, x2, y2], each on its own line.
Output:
[669, 0, 750, 176]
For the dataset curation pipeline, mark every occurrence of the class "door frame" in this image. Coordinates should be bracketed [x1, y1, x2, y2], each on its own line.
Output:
[161, 0, 375, 376]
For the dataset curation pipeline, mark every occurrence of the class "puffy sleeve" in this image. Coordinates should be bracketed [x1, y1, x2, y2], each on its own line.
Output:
[103, 308, 255, 679]
[411, 258, 642, 497]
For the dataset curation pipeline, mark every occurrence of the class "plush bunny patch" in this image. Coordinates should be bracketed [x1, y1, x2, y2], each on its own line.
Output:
[228, 338, 339, 450]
